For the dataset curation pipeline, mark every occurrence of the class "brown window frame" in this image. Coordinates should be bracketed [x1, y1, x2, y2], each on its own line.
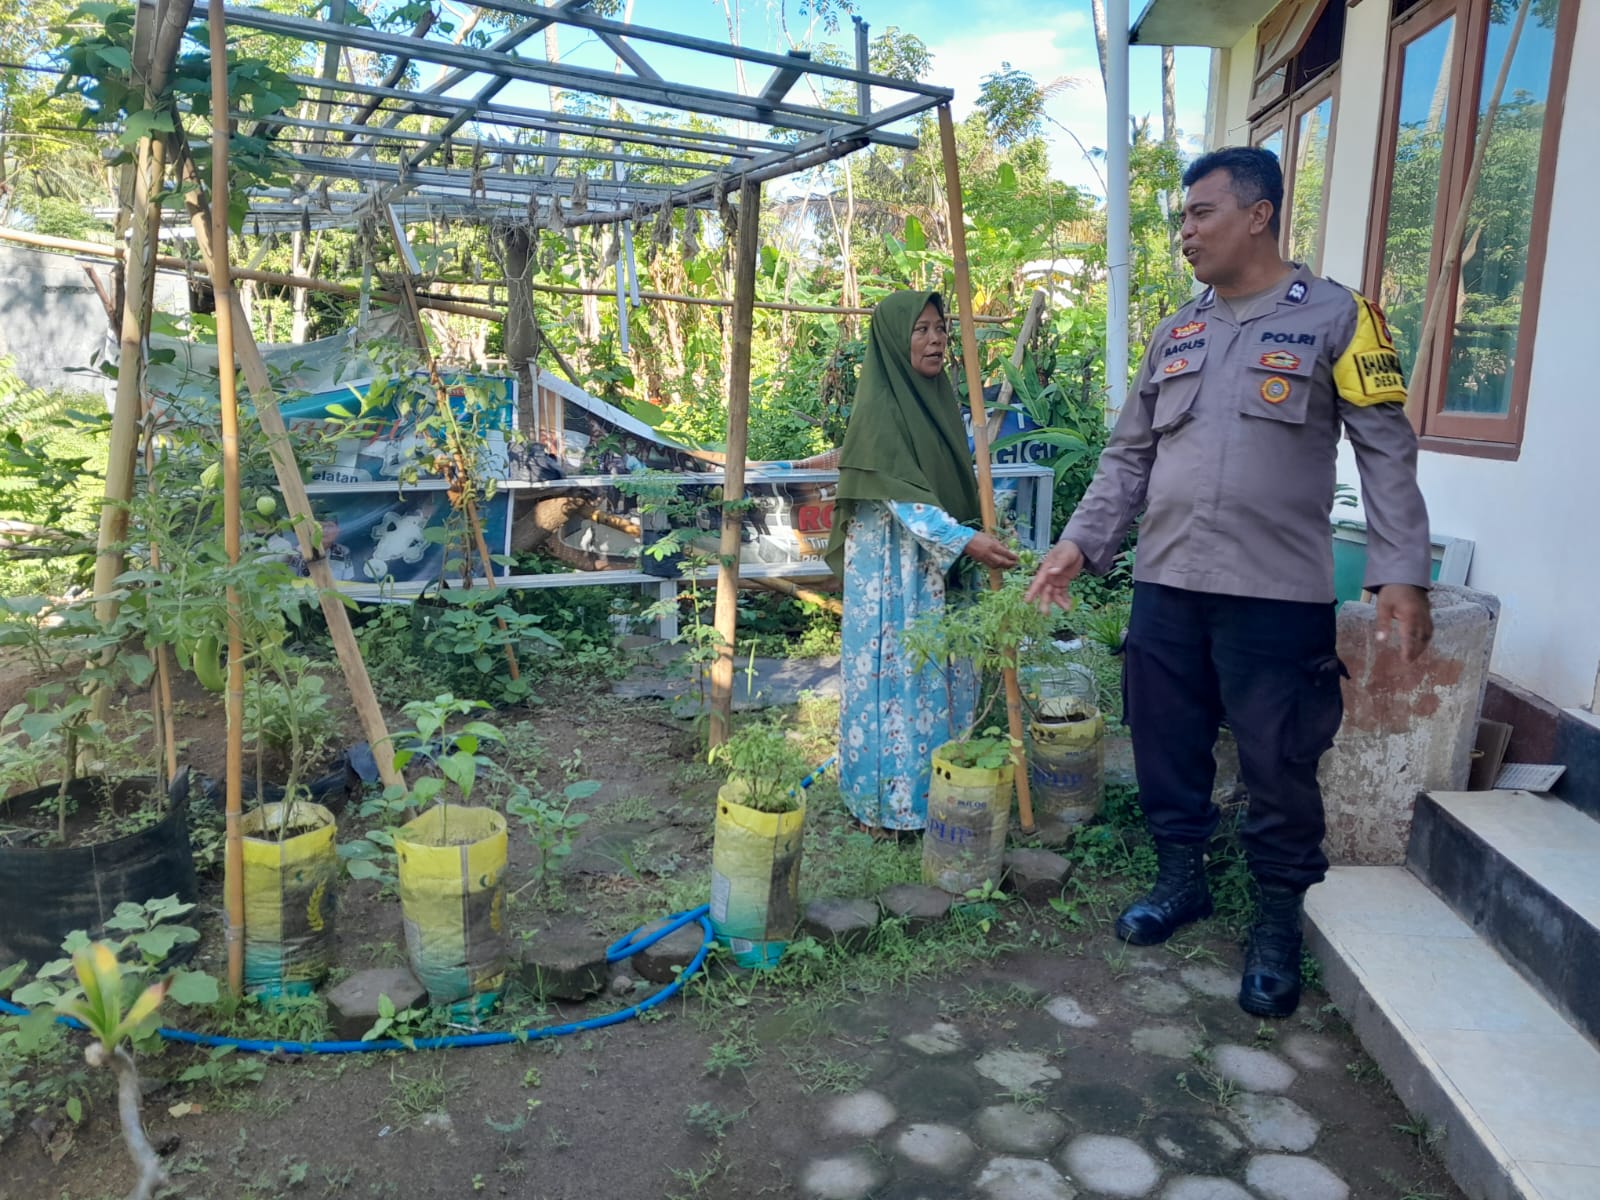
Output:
[1252, 71, 1341, 271]
[1364, 0, 1578, 458]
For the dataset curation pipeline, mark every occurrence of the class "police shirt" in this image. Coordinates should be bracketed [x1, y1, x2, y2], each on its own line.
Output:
[1061, 264, 1431, 605]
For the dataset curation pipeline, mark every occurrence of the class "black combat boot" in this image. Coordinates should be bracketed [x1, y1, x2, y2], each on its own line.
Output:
[1114, 840, 1213, 946]
[1238, 883, 1305, 1018]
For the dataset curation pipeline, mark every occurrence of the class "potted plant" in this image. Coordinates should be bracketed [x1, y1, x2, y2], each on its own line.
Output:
[707, 718, 810, 969]
[380, 696, 509, 1015]
[900, 557, 1054, 894]
[0, 598, 196, 969]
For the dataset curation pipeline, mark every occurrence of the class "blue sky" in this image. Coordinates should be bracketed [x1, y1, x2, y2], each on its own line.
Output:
[528, 0, 1211, 199]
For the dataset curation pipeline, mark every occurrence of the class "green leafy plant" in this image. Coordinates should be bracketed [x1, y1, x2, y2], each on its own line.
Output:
[507, 779, 596, 897]
[899, 556, 1055, 769]
[710, 719, 809, 813]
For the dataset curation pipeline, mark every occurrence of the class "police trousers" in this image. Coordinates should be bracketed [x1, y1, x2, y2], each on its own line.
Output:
[1122, 582, 1346, 892]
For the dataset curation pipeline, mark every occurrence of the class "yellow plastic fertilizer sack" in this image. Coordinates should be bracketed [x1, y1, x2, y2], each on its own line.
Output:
[395, 804, 509, 1008]
[239, 802, 339, 998]
[709, 782, 804, 969]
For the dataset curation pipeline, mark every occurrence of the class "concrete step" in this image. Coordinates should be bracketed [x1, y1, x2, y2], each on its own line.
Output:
[1304, 865, 1600, 1200]
[1408, 790, 1600, 1045]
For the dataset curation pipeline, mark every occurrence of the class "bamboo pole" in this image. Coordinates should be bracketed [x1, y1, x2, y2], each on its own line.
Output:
[936, 104, 1036, 834]
[740, 575, 843, 616]
[708, 179, 762, 749]
[0, 228, 1020, 328]
[209, 0, 246, 1000]
[1406, 0, 1532, 421]
[88, 0, 190, 732]
[167, 153, 405, 796]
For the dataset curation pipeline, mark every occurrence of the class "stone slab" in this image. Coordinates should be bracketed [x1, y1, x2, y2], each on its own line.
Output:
[326, 968, 426, 1041]
[880, 883, 954, 933]
[800, 1151, 889, 1200]
[1210, 1045, 1297, 1094]
[975, 1156, 1079, 1200]
[821, 1090, 897, 1139]
[974, 1104, 1068, 1155]
[893, 1123, 976, 1172]
[1002, 849, 1072, 903]
[515, 932, 609, 1002]
[1059, 1134, 1160, 1198]
[1228, 1093, 1320, 1152]
[1244, 1154, 1349, 1200]
[802, 898, 880, 949]
[629, 917, 707, 984]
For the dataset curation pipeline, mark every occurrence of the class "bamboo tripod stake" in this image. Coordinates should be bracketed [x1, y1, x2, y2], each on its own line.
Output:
[708, 179, 762, 749]
[937, 104, 1036, 834]
[171, 159, 405, 800]
[209, 0, 245, 999]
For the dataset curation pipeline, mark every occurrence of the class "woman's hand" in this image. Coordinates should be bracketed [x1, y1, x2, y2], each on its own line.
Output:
[963, 531, 1019, 570]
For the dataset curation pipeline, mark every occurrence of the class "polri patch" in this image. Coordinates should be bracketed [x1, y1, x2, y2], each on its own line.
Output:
[1261, 330, 1316, 346]
[1171, 320, 1206, 339]
[1163, 358, 1190, 375]
[1285, 280, 1308, 304]
[1260, 350, 1301, 370]
[1260, 375, 1291, 404]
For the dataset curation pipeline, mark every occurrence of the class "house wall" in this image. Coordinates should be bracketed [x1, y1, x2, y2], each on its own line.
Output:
[1202, 0, 1600, 711]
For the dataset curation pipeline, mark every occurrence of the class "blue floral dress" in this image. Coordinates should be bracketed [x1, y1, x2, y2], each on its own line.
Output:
[839, 500, 978, 830]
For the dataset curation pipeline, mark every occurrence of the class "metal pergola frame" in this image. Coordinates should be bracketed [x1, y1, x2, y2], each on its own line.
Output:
[150, 0, 953, 236]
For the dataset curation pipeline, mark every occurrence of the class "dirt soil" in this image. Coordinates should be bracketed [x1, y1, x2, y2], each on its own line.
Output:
[0, 654, 1465, 1200]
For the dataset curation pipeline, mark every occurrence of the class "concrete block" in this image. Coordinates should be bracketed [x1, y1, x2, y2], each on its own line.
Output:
[515, 933, 609, 1002]
[1321, 584, 1499, 865]
[630, 917, 707, 984]
[326, 968, 426, 1041]
[1002, 848, 1072, 903]
[878, 883, 953, 933]
[801, 898, 879, 949]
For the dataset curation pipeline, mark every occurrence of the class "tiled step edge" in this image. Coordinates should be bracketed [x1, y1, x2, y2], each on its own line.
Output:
[1305, 865, 1600, 1200]
[1409, 790, 1600, 1046]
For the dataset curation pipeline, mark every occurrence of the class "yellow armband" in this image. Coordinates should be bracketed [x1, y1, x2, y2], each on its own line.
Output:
[1333, 293, 1408, 407]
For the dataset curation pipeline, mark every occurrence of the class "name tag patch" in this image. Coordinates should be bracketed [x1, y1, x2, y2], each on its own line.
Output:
[1260, 375, 1291, 404]
[1164, 338, 1205, 357]
[1261, 331, 1316, 346]
[1170, 320, 1206, 339]
[1163, 358, 1190, 375]
[1354, 350, 1404, 395]
[1259, 350, 1301, 370]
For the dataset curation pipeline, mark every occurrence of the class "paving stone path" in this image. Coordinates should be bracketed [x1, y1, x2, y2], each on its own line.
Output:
[793, 956, 1351, 1200]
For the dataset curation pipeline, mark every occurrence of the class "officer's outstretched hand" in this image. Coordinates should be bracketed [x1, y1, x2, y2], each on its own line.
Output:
[1374, 584, 1433, 663]
[1024, 538, 1085, 613]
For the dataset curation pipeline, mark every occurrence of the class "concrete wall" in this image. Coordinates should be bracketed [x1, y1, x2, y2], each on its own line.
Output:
[1203, 1, 1600, 711]
[0, 244, 188, 395]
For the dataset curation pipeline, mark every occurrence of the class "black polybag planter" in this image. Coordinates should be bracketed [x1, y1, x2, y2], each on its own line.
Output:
[0, 773, 197, 969]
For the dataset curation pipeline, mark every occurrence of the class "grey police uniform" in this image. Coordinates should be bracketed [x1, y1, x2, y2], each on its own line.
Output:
[1061, 263, 1432, 890]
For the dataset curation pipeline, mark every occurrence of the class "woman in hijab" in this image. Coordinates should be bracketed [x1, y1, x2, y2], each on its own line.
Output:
[820, 291, 1017, 834]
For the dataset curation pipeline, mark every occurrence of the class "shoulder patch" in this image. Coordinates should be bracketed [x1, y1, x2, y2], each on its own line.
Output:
[1285, 280, 1309, 304]
[1332, 293, 1408, 407]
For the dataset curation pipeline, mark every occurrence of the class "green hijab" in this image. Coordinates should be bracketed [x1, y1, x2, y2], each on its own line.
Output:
[823, 290, 983, 576]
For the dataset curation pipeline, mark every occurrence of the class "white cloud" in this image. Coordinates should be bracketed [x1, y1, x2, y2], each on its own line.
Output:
[923, 20, 1210, 198]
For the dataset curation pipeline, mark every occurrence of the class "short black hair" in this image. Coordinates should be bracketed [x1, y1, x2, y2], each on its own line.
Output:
[1182, 146, 1283, 237]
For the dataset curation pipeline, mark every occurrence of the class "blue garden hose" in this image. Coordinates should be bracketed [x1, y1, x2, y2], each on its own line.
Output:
[0, 757, 842, 1056]
[0, 907, 713, 1056]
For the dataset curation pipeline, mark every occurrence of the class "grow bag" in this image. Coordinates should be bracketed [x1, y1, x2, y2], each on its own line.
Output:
[0, 773, 197, 968]
[395, 804, 508, 1009]
[708, 781, 804, 969]
[923, 747, 1013, 895]
[1028, 701, 1105, 828]
[237, 802, 339, 998]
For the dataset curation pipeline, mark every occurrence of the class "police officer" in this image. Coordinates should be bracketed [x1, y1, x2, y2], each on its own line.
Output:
[1025, 147, 1433, 1018]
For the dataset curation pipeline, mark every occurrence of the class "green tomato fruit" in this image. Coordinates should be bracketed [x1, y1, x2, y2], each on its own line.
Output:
[256, 495, 277, 517]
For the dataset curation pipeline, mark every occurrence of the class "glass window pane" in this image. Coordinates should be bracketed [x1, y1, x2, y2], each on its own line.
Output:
[1288, 95, 1334, 266]
[1377, 15, 1457, 380]
[1442, 0, 1561, 415]
[1255, 125, 1285, 165]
